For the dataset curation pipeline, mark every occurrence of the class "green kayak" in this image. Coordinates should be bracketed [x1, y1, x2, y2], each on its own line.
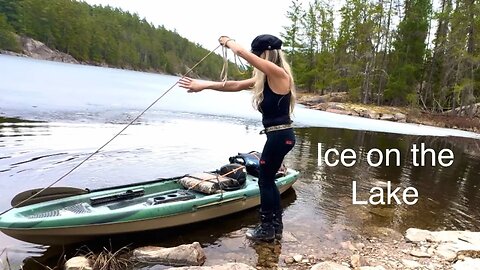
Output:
[0, 168, 299, 245]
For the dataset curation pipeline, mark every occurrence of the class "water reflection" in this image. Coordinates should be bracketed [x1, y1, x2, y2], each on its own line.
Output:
[1, 122, 480, 269]
[290, 127, 480, 234]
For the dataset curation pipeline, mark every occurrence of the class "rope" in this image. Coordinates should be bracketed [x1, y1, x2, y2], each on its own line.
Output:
[2, 44, 222, 215]
[219, 46, 247, 86]
[186, 165, 246, 192]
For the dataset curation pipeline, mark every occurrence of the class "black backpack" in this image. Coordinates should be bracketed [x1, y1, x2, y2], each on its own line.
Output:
[229, 151, 261, 177]
[229, 151, 288, 178]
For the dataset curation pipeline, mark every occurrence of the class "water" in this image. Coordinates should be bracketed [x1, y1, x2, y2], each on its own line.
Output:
[1, 55, 479, 269]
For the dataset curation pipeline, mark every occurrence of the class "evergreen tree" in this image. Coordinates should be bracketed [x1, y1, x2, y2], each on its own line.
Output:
[0, 14, 19, 51]
[385, 0, 432, 105]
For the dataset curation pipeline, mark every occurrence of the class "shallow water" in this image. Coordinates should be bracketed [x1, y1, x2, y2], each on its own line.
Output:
[1, 55, 479, 269]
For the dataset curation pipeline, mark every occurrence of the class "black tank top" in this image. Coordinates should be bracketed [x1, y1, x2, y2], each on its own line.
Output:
[259, 80, 292, 128]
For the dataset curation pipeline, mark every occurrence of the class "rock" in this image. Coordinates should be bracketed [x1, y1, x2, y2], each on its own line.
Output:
[453, 258, 480, 270]
[293, 254, 303, 262]
[284, 256, 295, 264]
[359, 267, 386, 270]
[133, 242, 206, 266]
[64, 256, 92, 270]
[401, 259, 423, 269]
[19, 36, 79, 64]
[435, 243, 459, 261]
[350, 254, 366, 268]
[405, 228, 432, 243]
[282, 231, 299, 242]
[326, 108, 351, 115]
[165, 263, 256, 270]
[379, 114, 395, 121]
[355, 243, 366, 250]
[410, 249, 431, 258]
[430, 230, 464, 242]
[457, 249, 480, 259]
[394, 113, 407, 122]
[310, 261, 350, 270]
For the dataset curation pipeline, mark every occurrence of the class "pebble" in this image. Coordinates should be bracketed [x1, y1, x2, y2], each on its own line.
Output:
[293, 254, 303, 263]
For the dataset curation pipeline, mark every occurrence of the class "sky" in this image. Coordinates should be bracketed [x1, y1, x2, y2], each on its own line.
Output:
[81, 0, 317, 51]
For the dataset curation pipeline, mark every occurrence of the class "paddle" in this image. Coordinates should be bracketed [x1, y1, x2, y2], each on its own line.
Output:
[11, 187, 89, 207]
[10, 176, 187, 208]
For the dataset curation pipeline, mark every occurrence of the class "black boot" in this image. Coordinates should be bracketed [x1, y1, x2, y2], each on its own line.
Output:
[246, 211, 275, 242]
[273, 210, 283, 240]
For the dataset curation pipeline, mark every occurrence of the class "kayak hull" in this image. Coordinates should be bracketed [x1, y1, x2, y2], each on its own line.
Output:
[0, 169, 299, 245]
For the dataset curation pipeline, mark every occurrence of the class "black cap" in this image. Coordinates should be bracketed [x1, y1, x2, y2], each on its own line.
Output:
[250, 34, 283, 56]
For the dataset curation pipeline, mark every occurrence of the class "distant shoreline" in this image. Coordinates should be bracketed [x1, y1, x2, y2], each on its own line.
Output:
[297, 92, 480, 134]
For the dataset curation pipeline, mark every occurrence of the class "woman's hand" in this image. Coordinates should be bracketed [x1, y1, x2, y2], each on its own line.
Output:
[218, 36, 233, 48]
[178, 77, 208, 93]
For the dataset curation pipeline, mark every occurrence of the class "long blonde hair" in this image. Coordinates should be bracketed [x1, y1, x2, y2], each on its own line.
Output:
[251, 49, 296, 114]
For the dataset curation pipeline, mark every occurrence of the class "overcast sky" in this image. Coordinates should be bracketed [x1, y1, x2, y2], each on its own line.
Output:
[81, 0, 322, 51]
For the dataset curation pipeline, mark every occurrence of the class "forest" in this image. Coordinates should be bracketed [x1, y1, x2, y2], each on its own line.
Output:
[0, 0, 244, 79]
[282, 0, 479, 113]
[0, 0, 479, 114]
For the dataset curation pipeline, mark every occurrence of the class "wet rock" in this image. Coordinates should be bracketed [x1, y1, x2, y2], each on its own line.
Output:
[282, 231, 299, 242]
[453, 258, 480, 270]
[133, 242, 206, 266]
[64, 256, 92, 270]
[164, 263, 256, 270]
[310, 261, 350, 270]
[405, 228, 432, 243]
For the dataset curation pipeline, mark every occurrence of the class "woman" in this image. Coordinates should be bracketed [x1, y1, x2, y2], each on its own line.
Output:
[179, 34, 296, 242]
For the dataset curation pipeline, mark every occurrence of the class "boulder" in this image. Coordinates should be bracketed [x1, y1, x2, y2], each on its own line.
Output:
[133, 242, 206, 266]
[405, 228, 432, 243]
[453, 258, 480, 270]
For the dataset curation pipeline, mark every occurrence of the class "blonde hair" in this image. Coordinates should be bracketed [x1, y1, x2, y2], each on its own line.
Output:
[251, 49, 296, 114]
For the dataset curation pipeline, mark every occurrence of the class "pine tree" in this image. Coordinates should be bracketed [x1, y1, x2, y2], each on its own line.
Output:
[385, 0, 432, 105]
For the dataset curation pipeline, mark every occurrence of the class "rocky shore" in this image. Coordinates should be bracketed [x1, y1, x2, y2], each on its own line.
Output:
[0, 35, 79, 64]
[63, 228, 480, 270]
[298, 92, 480, 134]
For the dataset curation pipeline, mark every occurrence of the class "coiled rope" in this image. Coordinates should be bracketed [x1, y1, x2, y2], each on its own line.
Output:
[2, 44, 224, 214]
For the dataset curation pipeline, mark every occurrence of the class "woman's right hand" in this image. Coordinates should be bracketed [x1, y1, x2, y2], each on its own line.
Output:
[178, 77, 208, 93]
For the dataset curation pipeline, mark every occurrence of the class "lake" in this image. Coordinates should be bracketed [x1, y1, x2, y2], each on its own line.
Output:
[1, 55, 479, 269]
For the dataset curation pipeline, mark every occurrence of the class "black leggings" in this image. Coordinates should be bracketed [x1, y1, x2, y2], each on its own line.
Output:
[258, 128, 295, 213]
